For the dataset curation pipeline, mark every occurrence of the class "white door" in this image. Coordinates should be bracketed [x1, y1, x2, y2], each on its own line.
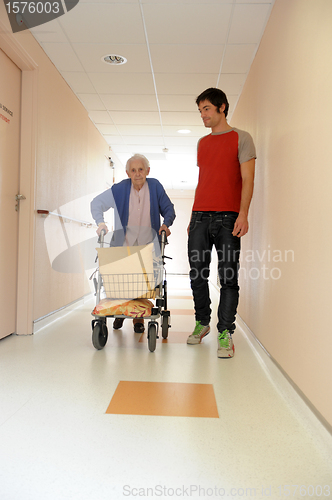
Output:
[0, 48, 21, 340]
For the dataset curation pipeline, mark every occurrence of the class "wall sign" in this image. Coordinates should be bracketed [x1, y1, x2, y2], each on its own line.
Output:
[0, 102, 13, 125]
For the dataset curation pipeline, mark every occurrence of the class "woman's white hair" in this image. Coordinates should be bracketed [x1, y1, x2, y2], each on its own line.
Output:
[126, 154, 150, 173]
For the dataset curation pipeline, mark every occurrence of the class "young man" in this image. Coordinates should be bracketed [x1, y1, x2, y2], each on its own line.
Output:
[91, 154, 175, 333]
[187, 88, 256, 358]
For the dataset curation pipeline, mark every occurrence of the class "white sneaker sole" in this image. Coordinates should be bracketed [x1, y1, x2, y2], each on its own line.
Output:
[217, 344, 235, 358]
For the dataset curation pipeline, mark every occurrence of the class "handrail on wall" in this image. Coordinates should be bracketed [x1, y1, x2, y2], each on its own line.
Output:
[37, 210, 96, 228]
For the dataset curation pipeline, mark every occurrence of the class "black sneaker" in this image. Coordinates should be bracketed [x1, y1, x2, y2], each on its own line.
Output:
[133, 321, 144, 333]
[113, 318, 124, 329]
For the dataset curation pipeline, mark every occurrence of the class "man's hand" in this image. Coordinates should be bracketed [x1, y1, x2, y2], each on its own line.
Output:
[96, 223, 108, 236]
[159, 224, 171, 237]
[232, 213, 249, 237]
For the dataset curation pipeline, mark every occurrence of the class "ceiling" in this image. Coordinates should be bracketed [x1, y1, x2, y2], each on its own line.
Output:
[30, 0, 275, 190]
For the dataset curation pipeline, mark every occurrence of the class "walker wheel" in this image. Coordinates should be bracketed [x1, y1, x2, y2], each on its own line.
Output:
[161, 315, 169, 339]
[148, 323, 157, 352]
[92, 321, 108, 350]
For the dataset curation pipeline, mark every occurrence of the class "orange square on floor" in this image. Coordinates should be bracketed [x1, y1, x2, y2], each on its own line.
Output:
[106, 381, 219, 418]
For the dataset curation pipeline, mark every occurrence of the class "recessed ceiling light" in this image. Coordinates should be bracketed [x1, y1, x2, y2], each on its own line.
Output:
[102, 54, 127, 65]
[177, 129, 191, 134]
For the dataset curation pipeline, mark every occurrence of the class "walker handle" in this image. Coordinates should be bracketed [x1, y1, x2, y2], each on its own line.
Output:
[160, 229, 168, 258]
[98, 229, 106, 246]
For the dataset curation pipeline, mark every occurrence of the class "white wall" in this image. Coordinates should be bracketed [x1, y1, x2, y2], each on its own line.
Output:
[165, 190, 194, 275]
[231, 0, 332, 428]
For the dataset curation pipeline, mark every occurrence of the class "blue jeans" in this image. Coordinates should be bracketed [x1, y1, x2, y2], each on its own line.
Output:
[188, 211, 241, 333]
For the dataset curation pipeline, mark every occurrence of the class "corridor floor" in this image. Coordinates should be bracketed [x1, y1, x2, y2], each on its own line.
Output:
[0, 276, 331, 500]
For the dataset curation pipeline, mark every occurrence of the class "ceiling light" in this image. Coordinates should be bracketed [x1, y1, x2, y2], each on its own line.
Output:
[177, 129, 191, 134]
[102, 54, 127, 65]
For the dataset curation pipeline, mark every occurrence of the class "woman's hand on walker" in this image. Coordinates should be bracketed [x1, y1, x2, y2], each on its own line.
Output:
[159, 224, 171, 237]
[97, 223, 108, 236]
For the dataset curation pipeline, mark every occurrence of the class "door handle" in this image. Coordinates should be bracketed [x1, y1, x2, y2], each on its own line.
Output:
[15, 193, 26, 211]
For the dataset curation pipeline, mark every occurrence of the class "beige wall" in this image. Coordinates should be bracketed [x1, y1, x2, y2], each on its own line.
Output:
[232, 0, 332, 427]
[0, 16, 110, 322]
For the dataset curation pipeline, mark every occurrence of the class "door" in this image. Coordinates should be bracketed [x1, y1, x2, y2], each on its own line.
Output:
[0, 48, 21, 339]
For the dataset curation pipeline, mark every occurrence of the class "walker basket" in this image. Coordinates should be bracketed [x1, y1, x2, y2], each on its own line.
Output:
[100, 272, 156, 300]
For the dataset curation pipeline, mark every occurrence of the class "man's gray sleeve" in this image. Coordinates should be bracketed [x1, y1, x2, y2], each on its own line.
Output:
[236, 129, 256, 165]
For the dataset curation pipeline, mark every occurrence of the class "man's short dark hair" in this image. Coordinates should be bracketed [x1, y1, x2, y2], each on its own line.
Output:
[196, 88, 229, 118]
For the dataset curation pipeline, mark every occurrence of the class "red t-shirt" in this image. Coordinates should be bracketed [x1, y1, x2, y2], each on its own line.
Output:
[192, 128, 256, 213]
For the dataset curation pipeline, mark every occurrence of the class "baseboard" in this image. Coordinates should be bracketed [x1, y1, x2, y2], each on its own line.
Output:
[33, 294, 93, 333]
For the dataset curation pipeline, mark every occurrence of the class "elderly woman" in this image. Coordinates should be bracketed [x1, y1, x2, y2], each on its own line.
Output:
[91, 154, 176, 333]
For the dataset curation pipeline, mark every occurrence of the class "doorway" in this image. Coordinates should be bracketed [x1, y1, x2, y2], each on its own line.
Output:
[0, 48, 21, 339]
